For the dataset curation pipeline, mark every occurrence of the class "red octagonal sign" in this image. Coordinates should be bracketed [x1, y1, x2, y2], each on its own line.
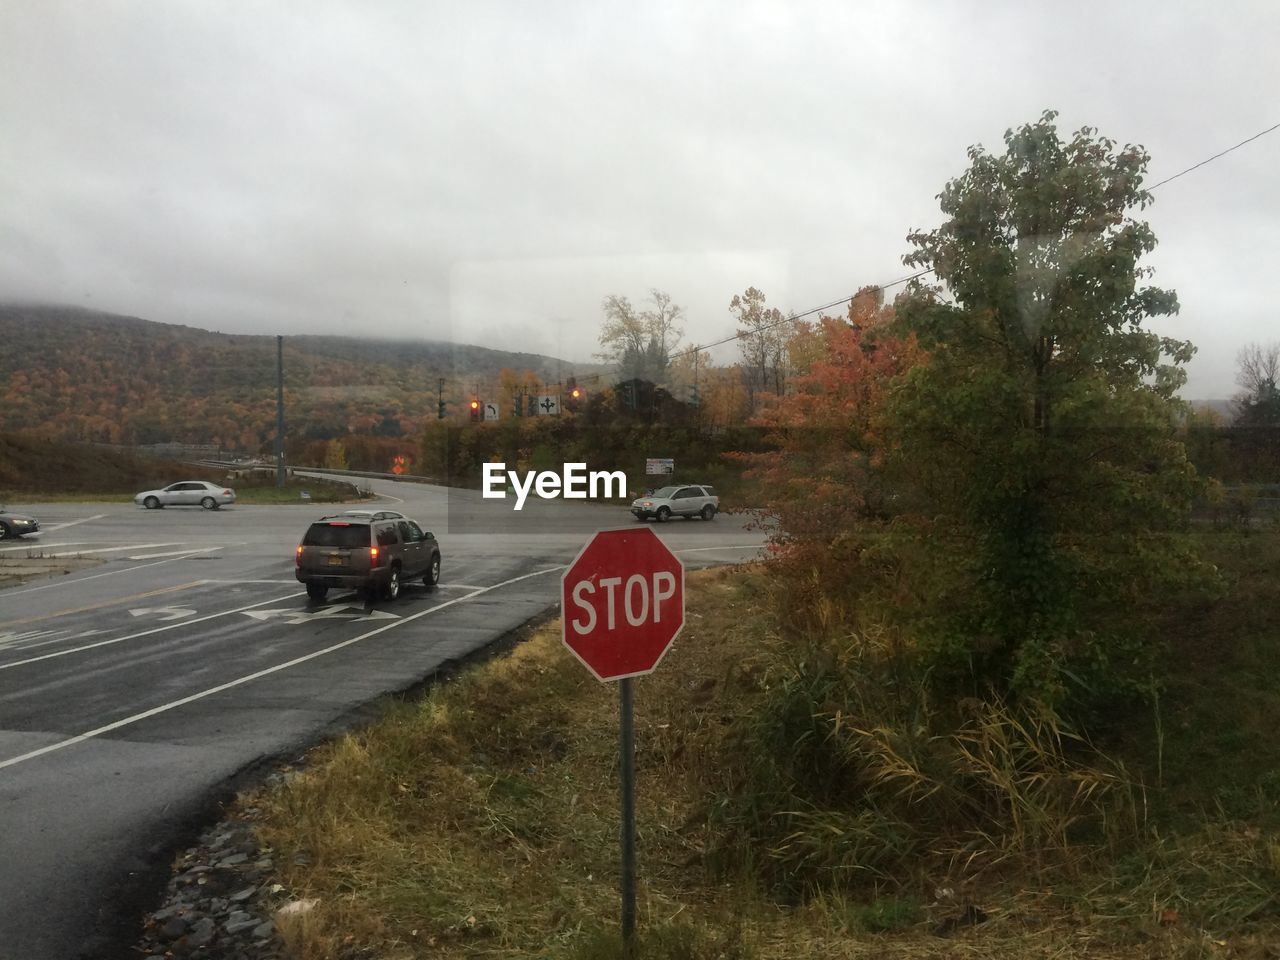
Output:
[562, 527, 685, 682]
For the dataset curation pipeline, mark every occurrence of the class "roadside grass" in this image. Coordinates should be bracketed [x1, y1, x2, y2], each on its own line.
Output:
[245, 538, 1280, 959]
[1119, 526, 1280, 827]
[0, 432, 191, 495]
[231, 476, 370, 505]
[1, 432, 369, 504]
[0, 555, 101, 586]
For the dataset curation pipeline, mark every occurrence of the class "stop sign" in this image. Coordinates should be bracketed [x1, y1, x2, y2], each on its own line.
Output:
[561, 528, 685, 681]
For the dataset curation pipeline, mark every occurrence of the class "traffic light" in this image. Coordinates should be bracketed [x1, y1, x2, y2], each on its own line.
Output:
[438, 399, 447, 419]
[469, 398, 480, 422]
[565, 377, 581, 411]
[514, 392, 524, 417]
[688, 384, 700, 407]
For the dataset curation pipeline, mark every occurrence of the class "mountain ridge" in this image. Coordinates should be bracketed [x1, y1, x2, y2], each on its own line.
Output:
[0, 303, 607, 450]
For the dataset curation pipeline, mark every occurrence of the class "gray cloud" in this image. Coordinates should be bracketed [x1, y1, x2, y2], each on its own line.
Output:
[2, 0, 1276, 396]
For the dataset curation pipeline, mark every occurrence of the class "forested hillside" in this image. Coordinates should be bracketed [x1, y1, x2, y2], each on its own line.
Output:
[0, 305, 592, 451]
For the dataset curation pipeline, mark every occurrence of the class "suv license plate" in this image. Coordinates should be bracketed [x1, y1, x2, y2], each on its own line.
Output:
[327, 555, 344, 567]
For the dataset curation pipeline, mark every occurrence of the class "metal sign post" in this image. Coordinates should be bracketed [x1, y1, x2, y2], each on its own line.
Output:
[619, 676, 637, 947]
[561, 528, 685, 950]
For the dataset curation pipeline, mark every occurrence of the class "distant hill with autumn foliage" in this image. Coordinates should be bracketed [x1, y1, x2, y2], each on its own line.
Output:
[0, 304, 599, 452]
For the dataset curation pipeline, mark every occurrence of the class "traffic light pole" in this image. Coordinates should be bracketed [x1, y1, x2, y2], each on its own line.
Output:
[275, 335, 285, 488]
[619, 676, 636, 951]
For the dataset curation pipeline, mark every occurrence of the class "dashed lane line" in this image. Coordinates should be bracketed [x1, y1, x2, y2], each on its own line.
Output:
[0, 590, 304, 672]
[0, 566, 562, 770]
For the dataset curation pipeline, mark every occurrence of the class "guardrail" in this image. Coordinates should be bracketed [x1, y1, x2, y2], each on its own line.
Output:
[190, 461, 443, 485]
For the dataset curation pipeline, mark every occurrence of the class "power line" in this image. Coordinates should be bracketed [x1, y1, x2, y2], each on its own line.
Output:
[670, 120, 1279, 366]
[669, 268, 932, 363]
[1146, 121, 1280, 192]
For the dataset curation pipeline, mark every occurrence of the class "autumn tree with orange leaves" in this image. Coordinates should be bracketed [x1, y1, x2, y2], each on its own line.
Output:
[740, 286, 921, 544]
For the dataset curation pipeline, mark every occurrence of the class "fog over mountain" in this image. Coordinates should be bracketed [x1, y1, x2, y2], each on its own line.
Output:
[2, 1, 1276, 398]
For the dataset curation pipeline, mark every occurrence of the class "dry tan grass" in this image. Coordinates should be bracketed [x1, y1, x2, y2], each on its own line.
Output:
[246, 564, 1280, 959]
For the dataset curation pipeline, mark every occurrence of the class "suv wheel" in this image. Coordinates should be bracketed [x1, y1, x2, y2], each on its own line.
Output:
[425, 554, 441, 587]
[306, 583, 328, 602]
[656, 506, 671, 522]
[701, 504, 716, 520]
[384, 565, 401, 600]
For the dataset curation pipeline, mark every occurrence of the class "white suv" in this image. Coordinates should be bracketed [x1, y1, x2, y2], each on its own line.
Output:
[630, 484, 719, 522]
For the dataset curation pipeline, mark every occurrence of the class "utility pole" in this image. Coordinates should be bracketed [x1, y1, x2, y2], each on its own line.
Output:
[437, 377, 446, 419]
[275, 335, 285, 488]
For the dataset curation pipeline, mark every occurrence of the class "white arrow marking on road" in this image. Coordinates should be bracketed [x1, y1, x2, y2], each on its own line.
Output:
[242, 605, 400, 625]
[0, 566, 563, 771]
[129, 606, 198, 621]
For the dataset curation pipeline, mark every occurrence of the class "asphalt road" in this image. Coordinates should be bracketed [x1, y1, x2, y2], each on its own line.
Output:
[0, 476, 765, 959]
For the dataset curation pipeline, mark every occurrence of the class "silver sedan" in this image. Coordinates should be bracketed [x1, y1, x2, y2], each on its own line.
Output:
[134, 481, 236, 510]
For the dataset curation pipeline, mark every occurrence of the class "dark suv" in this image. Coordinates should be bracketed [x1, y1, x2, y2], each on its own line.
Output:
[295, 511, 441, 602]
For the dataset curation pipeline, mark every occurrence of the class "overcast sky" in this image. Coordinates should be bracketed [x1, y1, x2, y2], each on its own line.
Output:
[2, 0, 1276, 396]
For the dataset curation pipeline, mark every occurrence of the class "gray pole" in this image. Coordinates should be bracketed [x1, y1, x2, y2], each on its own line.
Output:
[275, 335, 285, 488]
[619, 676, 636, 950]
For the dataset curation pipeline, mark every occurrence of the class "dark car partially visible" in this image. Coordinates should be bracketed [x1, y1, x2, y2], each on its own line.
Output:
[0, 506, 40, 540]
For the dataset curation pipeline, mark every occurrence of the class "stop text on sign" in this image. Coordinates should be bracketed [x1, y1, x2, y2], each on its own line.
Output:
[569, 572, 678, 634]
[560, 527, 685, 682]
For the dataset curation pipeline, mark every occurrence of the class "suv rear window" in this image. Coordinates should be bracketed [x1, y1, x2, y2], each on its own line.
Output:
[303, 523, 370, 547]
[701, 486, 717, 497]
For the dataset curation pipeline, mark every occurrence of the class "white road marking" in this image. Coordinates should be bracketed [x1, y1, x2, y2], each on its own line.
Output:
[436, 583, 488, 590]
[129, 607, 197, 621]
[242, 605, 398, 624]
[0, 591, 304, 671]
[674, 544, 767, 554]
[0, 627, 104, 653]
[41, 514, 108, 532]
[200, 579, 299, 584]
[0, 556, 196, 596]
[0, 566, 562, 770]
[127, 546, 225, 560]
[0, 540, 95, 554]
[40, 543, 181, 558]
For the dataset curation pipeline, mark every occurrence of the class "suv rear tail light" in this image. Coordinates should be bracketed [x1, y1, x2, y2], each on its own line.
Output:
[295, 545, 303, 566]
[369, 546, 380, 566]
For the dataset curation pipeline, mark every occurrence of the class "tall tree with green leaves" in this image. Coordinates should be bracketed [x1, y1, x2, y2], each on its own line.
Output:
[889, 111, 1211, 707]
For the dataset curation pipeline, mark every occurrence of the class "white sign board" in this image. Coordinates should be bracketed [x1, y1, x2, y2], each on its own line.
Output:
[535, 394, 561, 416]
[646, 458, 675, 475]
[483, 400, 501, 421]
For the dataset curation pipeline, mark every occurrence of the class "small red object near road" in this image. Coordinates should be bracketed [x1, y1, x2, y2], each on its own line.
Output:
[561, 527, 685, 682]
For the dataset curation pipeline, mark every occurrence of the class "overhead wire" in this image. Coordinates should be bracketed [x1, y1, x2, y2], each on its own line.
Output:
[671, 119, 1279, 363]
